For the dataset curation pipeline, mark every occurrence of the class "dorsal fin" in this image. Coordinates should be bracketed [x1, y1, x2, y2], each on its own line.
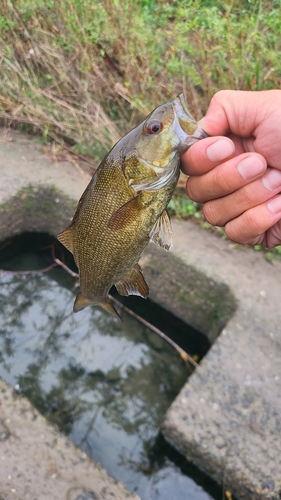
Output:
[57, 226, 74, 253]
[57, 181, 92, 253]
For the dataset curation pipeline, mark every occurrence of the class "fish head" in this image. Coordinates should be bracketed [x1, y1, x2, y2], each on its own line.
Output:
[134, 93, 207, 171]
[121, 93, 208, 191]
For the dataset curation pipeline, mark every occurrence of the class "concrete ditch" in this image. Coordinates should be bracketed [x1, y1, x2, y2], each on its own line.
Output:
[0, 128, 280, 500]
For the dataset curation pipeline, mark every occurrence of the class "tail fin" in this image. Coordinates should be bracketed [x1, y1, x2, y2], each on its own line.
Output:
[73, 293, 121, 320]
[73, 292, 92, 312]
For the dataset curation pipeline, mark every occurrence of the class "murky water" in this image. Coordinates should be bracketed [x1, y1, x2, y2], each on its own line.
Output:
[0, 236, 222, 499]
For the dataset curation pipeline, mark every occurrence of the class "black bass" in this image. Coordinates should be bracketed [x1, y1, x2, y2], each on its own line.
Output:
[58, 94, 206, 317]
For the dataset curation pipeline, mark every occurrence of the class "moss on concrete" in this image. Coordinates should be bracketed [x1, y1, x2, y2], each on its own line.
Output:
[141, 244, 237, 343]
[0, 184, 76, 241]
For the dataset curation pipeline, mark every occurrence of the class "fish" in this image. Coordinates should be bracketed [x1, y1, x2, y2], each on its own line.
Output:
[57, 93, 207, 317]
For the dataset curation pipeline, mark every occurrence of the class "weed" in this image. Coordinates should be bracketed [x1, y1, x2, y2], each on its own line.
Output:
[0, 0, 280, 157]
[0, 0, 280, 261]
[168, 194, 202, 220]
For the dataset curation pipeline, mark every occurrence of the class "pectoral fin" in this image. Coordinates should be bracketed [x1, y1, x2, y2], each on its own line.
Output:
[108, 193, 143, 230]
[115, 264, 149, 298]
[150, 210, 172, 250]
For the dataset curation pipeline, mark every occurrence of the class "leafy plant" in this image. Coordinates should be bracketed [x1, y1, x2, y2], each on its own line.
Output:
[168, 193, 202, 220]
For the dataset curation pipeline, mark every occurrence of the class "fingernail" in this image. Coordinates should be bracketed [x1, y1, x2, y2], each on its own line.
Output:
[267, 196, 281, 214]
[206, 139, 234, 162]
[237, 156, 265, 180]
[262, 168, 281, 191]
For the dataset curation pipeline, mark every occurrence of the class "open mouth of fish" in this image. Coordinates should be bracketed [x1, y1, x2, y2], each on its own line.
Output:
[173, 93, 208, 148]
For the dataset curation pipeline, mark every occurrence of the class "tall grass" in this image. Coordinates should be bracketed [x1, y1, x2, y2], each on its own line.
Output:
[0, 0, 280, 160]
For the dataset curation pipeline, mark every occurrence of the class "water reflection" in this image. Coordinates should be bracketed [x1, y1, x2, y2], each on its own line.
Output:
[0, 249, 219, 500]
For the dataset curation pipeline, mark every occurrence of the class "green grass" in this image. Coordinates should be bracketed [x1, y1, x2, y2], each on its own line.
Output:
[256, 245, 281, 264]
[168, 191, 202, 220]
[0, 0, 280, 157]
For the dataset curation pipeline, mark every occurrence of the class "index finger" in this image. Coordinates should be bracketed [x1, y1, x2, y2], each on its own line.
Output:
[181, 136, 235, 176]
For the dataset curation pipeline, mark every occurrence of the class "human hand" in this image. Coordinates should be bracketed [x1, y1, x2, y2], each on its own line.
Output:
[181, 90, 281, 248]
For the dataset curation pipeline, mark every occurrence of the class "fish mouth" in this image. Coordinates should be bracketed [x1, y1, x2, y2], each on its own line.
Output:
[174, 93, 208, 150]
[178, 93, 196, 122]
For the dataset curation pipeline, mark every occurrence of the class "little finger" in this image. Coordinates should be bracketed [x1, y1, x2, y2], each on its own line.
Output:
[224, 195, 281, 245]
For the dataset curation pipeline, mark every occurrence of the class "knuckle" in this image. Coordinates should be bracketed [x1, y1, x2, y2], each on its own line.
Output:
[186, 178, 202, 203]
[244, 208, 265, 233]
[212, 89, 232, 107]
[203, 202, 224, 226]
[224, 219, 245, 243]
[266, 222, 281, 248]
[183, 141, 204, 173]
[225, 210, 263, 244]
[230, 185, 257, 213]
[213, 166, 234, 193]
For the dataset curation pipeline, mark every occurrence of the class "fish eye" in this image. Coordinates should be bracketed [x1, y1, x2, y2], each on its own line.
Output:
[145, 120, 163, 135]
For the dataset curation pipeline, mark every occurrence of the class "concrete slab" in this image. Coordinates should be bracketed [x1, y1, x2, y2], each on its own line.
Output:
[160, 221, 281, 500]
[0, 379, 139, 500]
[0, 128, 90, 203]
[0, 127, 280, 500]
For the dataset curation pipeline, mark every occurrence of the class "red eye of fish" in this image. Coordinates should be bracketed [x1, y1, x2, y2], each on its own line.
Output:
[145, 120, 163, 135]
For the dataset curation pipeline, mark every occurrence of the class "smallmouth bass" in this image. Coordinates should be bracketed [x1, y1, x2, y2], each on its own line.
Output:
[58, 94, 207, 317]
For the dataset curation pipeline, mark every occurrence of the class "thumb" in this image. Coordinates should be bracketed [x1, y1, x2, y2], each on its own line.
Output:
[199, 89, 273, 138]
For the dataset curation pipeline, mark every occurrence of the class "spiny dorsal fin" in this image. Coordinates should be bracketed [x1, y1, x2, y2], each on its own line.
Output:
[57, 181, 92, 253]
[150, 210, 172, 250]
[57, 226, 74, 254]
[115, 264, 149, 298]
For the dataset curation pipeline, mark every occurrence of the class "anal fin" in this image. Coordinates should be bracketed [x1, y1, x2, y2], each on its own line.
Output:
[115, 264, 149, 298]
[150, 210, 172, 250]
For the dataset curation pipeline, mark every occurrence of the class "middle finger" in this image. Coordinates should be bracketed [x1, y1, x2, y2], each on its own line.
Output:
[186, 153, 266, 204]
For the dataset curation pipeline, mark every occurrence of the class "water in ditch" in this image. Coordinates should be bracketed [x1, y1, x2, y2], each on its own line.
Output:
[0, 234, 224, 500]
